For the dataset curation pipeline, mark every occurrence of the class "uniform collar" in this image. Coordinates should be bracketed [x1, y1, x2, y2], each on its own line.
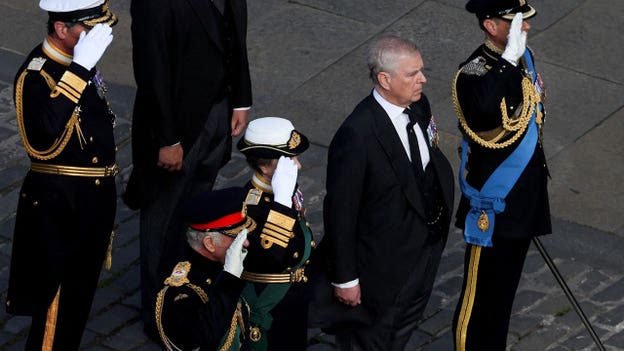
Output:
[42, 37, 73, 66]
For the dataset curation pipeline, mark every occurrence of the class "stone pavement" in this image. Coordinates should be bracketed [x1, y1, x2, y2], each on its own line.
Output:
[1, 0, 623, 350]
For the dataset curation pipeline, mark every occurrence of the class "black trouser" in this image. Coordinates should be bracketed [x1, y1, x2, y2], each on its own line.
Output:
[452, 237, 531, 351]
[336, 234, 445, 351]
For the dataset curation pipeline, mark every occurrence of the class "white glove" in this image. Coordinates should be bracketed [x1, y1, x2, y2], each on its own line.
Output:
[73, 23, 113, 71]
[223, 229, 248, 278]
[271, 156, 298, 207]
[501, 12, 527, 66]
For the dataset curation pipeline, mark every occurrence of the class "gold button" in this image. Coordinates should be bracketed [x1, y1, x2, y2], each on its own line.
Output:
[305, 260, 310, 265]
[92, 157, 99, 164]
[264, 196, 271, 202]
[89, 136, 94, 143]
[33, 201, 38, 206]
[293, 252, 299, 259]
[310, 240, 316, 247]
[206, 278, 212, 285]
[249, 327, 262, 342]
[115, 146, 119, 152]
[95, 179, 101, 186]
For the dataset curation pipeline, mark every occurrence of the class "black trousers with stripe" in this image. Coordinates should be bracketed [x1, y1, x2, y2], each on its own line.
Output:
[452, 237, 531, 351]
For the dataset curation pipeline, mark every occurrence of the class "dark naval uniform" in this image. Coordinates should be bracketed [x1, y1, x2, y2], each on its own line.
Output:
[155, 250, 251, 351]
[241, 176, 315, 351]
[451, 39, 551, 351]
[6, 38, 117, 350]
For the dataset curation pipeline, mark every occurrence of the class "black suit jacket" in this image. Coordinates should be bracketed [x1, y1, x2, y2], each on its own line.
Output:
[320, 92, 454, 322]
[125, 0, 252, 208]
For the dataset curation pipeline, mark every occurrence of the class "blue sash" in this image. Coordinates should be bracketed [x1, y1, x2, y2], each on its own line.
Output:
[459, 50, 541, 247]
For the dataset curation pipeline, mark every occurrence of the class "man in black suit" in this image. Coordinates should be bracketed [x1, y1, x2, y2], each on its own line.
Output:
[124, 0, 252, 337]
[451, 1, 551, 350]
[320, 34, 455, 350]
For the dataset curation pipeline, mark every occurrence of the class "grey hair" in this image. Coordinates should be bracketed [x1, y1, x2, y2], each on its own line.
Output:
[367, 34, 421, 85]
[186, 228, 223, 251]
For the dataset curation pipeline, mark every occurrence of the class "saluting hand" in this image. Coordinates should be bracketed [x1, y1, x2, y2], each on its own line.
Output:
[501, 12, 527, 66]
[73, 23, 113, 71]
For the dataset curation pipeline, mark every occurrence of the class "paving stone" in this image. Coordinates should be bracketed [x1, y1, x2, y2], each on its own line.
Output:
[510, 325, 568, 351]
[508, 314, 543, 338]
[101, 320, 150, 351]
[577, 269, 613, 295]
[0, 187, 19, 220]
[513, 289, 548, 313]
[593, 277, 624, 304]
[3, 315, 29, 335]
[559, 329, 601, 351]
[0, 216, 15, 240]
[605, 329, 624, 351]
[87, 304, 138, 335]
[419, 329, 453, 351]
[111, 264, 141, 293]
[0, 166, 27, 195]
[418, 308, 454, 336]
[404, 329, 431, 350]
[596, 304, 624, 328]
[89, 286, 125, 316]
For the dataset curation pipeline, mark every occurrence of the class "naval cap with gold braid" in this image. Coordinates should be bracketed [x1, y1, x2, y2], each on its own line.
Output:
[40, 0, 118, 27]
[237, 117, 309, 159]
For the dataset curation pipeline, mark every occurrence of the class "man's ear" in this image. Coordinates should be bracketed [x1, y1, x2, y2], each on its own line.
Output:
[483, 18, 498, 36]
[53, 21, 69, 39]
[377, 71, 391, 91]
[202, 236, 217, 253]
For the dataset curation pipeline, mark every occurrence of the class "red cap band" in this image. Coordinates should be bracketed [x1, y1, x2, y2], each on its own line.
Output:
[190, 212, 244, 231]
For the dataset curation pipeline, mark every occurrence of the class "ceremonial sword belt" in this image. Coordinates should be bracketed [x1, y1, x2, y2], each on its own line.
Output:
[241, 267, 307, 284]
[30, 162, 119, 177]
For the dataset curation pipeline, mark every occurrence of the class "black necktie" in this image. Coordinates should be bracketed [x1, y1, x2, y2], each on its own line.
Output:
[404, 108, 425, 181]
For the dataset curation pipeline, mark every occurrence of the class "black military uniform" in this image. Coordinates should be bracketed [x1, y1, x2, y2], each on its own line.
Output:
[451, 1, 551, 350]
[237, 117, 315, 350]
[5, 2, 118, 350]
[156, 252, 251, 351]
[155, 186, 255, 350]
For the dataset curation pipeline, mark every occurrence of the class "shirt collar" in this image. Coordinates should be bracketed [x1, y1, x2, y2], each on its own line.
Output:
[373, 88, 408, 122]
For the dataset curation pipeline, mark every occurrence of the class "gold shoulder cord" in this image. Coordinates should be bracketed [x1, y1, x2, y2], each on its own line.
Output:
[155, 283, 211, 351]
[15, 69, 85, 160]
[219, 302, 243, 351]
[452, 69, 543, 149]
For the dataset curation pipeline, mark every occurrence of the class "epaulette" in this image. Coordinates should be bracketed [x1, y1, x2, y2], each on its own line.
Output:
[26, 57, 46, 72]
[460, 56, 489, 76]
[245, 188, 262, 206]
[163, 261, 191, 287]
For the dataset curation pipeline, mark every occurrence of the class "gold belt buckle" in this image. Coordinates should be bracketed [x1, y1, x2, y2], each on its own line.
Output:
[289, 267, 307, 283]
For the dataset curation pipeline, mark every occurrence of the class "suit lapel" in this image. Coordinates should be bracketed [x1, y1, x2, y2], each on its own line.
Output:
[367, 96, 427, 220]
[185, 0, 225, 53]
